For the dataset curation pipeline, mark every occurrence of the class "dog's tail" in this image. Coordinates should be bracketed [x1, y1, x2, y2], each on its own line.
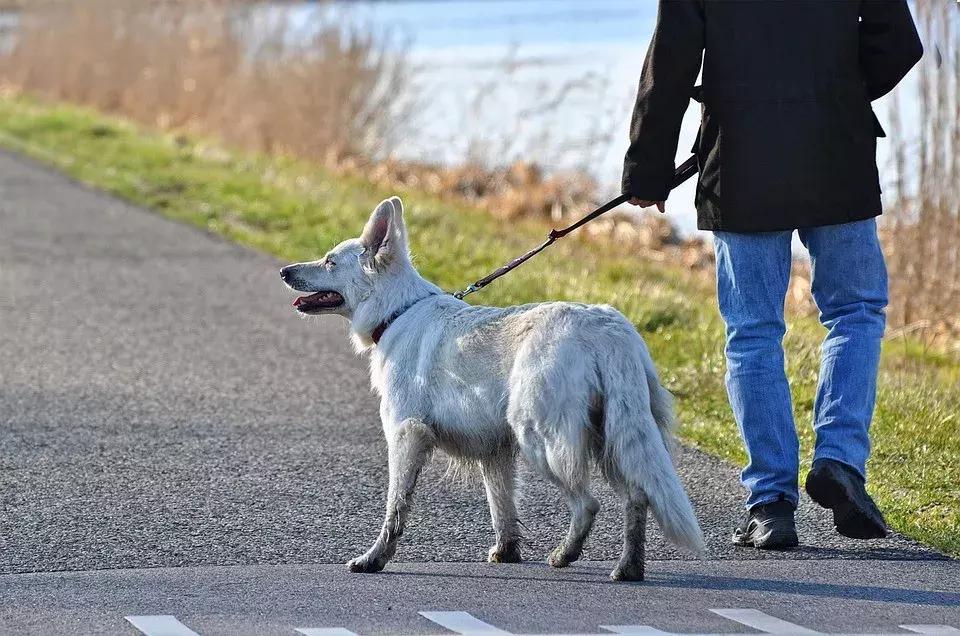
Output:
[600, 338, 705, 556]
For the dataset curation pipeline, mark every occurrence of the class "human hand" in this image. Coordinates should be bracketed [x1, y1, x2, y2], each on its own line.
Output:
[628, 198, 666, 214]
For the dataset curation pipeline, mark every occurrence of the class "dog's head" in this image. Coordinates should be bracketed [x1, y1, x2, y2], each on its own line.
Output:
[280, 196, 410, 319]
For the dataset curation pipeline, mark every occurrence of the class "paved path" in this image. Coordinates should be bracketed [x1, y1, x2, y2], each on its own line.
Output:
[0, 150, 954, 635]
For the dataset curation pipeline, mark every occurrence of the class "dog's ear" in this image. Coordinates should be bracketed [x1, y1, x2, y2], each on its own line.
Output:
[361, 197, 407, 268]
[388, 196, 408, 248]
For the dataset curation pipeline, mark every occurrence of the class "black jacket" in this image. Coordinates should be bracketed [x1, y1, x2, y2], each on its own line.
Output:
[622, 0, 923, 232]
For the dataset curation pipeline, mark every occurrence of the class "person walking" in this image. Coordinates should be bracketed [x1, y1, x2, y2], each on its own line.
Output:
[622, 0, 922, 549]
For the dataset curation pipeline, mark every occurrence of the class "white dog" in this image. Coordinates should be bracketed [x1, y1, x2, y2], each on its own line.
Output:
[280, 197, 704, 581]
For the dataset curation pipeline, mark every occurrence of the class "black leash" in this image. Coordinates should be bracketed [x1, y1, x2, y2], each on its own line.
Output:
[452, 154, 699, 300]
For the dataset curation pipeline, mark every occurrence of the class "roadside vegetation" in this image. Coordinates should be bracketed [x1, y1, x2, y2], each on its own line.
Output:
[0, 97, 957, 556]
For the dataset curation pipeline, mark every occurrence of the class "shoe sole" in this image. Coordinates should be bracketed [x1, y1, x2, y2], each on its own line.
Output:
[805, 469, 887, 540]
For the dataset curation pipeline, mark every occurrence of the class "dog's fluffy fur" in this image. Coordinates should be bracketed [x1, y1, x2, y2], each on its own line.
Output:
[281, 197, 704, 581]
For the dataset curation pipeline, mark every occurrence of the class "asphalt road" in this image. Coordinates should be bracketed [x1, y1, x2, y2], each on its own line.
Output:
[0, 149, 954, 635]
[2, 561, 958, 636]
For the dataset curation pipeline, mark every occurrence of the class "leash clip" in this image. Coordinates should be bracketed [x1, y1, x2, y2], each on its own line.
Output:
[453, 284, 478, 300]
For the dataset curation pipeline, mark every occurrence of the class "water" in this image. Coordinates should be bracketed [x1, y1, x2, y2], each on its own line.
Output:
[273, 0, 705, 233]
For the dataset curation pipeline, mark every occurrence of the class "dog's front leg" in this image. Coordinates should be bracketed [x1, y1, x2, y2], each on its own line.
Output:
[348, 418, 434, 574]
[481, 454, 522, 563]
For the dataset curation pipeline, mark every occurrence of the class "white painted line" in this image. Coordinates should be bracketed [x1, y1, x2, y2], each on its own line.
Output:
[901, 627, 960, 635]
[601, 626, 673, 635]
[420, 611, 512, 635]
[125, 615, 201, 636]
[295, 629, 360, 636]
[594, 633, 952, 636]
[710, 609, 822, 634]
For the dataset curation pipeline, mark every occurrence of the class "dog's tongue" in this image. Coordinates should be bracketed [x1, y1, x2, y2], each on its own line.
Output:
[293, 292, 320, 307]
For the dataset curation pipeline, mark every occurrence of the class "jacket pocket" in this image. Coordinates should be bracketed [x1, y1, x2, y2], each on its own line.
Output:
[694, 104, 722, 220]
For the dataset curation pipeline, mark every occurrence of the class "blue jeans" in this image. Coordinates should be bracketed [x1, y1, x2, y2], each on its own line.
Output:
[713, 218, 888, 509]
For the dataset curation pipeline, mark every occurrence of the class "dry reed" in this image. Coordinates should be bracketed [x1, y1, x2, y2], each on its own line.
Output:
[0, 0, 412, 163]
[884, 0, 960, 350]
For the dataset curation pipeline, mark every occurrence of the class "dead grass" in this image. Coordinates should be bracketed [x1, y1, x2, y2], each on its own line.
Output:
[0, 0, 411, 163]
[883, 0, 960, 353]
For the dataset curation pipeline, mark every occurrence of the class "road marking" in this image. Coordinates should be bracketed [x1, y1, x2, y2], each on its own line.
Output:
[420, 611, 512, 635]
[601, 627, 672, 635]
[125, 615, 201, 636]
[127, 611, 960, 636]
[710, 609, 821, 634]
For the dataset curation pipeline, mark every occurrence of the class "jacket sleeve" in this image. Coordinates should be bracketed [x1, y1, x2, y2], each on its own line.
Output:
[622, 0, 704, 201]
[859, 0, 924, 101]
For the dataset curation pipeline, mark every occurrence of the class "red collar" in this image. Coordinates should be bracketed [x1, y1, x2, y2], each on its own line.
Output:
[370, 294, 437, 345]
[371, 320, 392, 345]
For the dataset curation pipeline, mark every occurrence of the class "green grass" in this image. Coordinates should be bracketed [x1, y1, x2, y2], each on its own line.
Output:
[1, 96, 957, 557]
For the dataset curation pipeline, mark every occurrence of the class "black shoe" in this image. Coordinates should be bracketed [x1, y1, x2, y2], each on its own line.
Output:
[805, 458, 887, 540]
[732, 500, 799, 549]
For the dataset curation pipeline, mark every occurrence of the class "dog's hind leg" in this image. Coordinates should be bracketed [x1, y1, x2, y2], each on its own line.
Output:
[611, 496, 648, 582]
[515, 428, 598, 568]
[348, 418, 434, 574]
[508, 351, 600, 569]
[546, 475, 600, 568]
[481, 454, 522, 563]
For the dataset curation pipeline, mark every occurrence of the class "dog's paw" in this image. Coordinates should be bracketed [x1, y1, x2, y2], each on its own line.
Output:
[609, 563, 644, 582]
[547, 546, 574, 568]
[488, 543, 522, 564]
[347, 554, 386, 574]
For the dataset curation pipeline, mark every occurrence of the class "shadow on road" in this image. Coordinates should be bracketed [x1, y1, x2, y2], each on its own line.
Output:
[650, 571, 958, 606]
[380, 561, 959, 606]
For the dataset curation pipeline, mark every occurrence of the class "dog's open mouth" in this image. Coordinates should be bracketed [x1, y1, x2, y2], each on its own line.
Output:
[293, 291, 344, 313]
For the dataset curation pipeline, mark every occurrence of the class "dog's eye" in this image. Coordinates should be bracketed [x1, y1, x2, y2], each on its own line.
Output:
[324, 259, 335, 270]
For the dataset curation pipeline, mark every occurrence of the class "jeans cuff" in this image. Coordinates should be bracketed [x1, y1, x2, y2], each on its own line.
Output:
[746, 492, 799, 511]
[812, 453, 867, 481]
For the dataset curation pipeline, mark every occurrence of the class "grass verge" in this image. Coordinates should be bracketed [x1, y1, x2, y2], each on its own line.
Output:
[0, 96, 957, 556]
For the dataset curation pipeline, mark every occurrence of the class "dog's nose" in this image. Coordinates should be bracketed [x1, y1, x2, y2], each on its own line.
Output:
[280, 266, 292, 282]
